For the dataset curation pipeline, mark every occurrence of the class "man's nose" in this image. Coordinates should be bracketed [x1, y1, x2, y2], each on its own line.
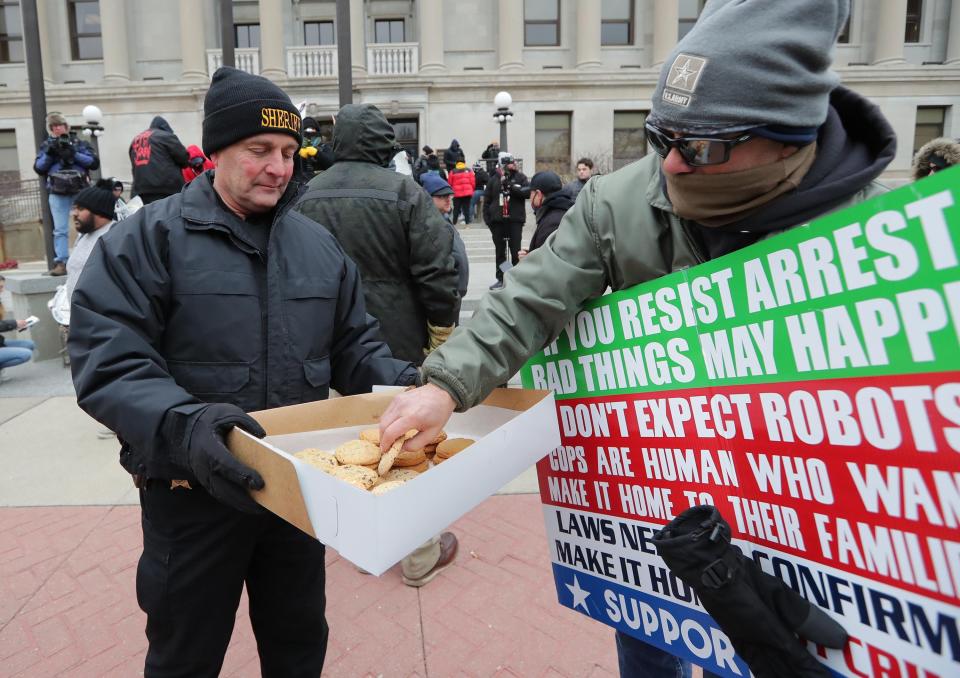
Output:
[264, 149, 287, 175]
[661, 147, 695, 175]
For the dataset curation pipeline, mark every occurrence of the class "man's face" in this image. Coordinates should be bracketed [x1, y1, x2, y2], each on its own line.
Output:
[210, 133, 298, 218]
[576, 164, 592, 180]
[432, 194, 453, 214]
[50, 123, 68, 137]
[530, 189, 545, 210]
[113, 187, 122, 199]
[660, 131, 795, 176]
[72, 206, 97, 234]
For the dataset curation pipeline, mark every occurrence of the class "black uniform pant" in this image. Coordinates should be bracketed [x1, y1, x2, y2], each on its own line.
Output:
[490, 220, 523, 281]
[137, 481, 328, 678]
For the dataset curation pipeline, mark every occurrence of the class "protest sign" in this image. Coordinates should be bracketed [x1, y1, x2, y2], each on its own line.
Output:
[520, 167, 960, 677]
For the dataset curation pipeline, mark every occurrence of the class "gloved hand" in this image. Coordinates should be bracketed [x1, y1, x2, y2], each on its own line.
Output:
[180, 403, 267, 513]
[189, 155, 205, 169]
[424, 322, 455, 356]
[653, 505, 847, 678]
[299, 145, 318, 159]
[58, 143, 76, 166]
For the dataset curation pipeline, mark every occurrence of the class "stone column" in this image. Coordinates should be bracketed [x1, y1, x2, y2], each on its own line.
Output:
[98, 0, 131, 82]
[652, 0, 679, 66]
[259, 0, 286, 80]
[873, 0, 908, 64]
[946, 0, 960, 63]
[350, 0, 366, 75]
[576, 0, 601, 69]
[498, 0, 523, 70]
[36, 0, 53, 83]
[419, 0, 445, 72]
[179, 0, 208, 80]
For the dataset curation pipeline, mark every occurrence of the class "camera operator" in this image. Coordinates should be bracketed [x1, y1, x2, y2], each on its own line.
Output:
[482, 152, 528, 289]
[33, 112, 99, 276]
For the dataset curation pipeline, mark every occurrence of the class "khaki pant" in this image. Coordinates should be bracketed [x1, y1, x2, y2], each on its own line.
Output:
[400, 535, 441, 581]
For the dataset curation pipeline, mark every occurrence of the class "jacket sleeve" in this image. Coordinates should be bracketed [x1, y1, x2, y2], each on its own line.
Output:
[73, 141, 98, 170]
[165, 134, 191, 168]
[406, 190, 461, 327]
[33, 141, 55, 174]
[508, 172, 529, 199]
[0, 318, 17, 333]
[420, 178, 609, 410]
[69, 214, 207, 465]
[329, 255, 418, 393]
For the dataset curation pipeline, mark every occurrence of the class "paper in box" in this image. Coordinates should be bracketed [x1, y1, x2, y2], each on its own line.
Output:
[227, 388, 559, 575]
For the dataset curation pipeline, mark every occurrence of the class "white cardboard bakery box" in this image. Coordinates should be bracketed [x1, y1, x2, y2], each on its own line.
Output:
[226, 388, 559, 575]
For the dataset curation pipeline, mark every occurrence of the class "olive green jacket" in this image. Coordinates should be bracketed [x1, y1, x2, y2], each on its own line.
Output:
[422, 153, 887, 410]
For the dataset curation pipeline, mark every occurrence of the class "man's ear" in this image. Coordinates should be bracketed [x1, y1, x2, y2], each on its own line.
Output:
[209, 152, 220, 167]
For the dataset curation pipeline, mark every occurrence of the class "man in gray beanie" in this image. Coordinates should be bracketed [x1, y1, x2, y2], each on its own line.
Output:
[373, 0, 896, 676]
[68, 66, 418, 676]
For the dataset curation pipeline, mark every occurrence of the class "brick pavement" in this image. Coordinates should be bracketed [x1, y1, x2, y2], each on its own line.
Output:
[0, 495, 618, 677]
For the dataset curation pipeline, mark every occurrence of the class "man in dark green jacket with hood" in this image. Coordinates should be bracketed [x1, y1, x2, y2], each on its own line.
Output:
[377, 0, 896, 675]
[295, 104, 461, 364]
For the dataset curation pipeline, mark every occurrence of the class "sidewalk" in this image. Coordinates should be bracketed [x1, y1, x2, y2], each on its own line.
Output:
[0, 359, 619, 676]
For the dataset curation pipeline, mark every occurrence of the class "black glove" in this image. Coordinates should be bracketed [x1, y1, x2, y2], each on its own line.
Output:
[189, 155, 205, 169]
[653, 506, 847, 678]
[181, 403, 267, 513]
[58, 142, 76, 166]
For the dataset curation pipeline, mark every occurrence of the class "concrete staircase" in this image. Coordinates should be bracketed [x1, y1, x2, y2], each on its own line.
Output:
[456, 221, 536, 325]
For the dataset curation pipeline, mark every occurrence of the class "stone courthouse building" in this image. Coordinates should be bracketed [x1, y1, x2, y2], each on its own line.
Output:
[0, 0, 958, 186]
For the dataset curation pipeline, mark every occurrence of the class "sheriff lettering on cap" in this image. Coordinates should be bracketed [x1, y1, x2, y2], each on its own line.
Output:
[261, 107, 301, 134]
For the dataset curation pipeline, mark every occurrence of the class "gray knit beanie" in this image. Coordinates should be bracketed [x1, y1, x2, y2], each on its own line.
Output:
[649, 0, 849, 140]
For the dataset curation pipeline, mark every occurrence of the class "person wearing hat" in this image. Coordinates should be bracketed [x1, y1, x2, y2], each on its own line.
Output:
[483, 152, 529, 289]
[69, 66, 418, 676]
[64, 179, 116, 303]
[448, 159, 476, 225]
[297, 115, 333, 179]
[128, 116, 190, 204]
[517, 171, 574, 260]
[33, 112, 100, 276]
[911, 137, 960, 181]
[376, 1, 894, 676]
[422, 173, 469, 306]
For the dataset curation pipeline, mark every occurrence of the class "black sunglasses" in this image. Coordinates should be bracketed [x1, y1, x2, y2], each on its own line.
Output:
[645, 122, 754, 167]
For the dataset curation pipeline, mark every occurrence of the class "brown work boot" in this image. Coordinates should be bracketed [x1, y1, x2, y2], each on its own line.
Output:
[401, 532, 458, 587]
[47, 262, 67, 276]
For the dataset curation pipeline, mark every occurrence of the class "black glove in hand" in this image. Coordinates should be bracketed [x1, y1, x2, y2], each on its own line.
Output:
[183, 403, 267, 513]
[653, 506, 847, 678]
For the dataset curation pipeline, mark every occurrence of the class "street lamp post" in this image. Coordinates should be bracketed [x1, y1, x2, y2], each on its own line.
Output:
[81, 104, 104, 181]
[493, 90, 513, 154]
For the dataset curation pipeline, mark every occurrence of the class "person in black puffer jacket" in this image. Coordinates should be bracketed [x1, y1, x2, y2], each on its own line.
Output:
[519, 171, 575, 258]
[128, 115, 190, 204]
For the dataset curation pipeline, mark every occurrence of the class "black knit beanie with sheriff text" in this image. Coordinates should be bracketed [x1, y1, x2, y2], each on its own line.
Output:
[202, 67, 302, 156]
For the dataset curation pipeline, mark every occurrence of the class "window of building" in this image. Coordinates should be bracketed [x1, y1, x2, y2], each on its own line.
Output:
[905, 0, 923, 43]
[0, 1, 23, 63]
[390, 117, 419, 158]
[374, 19, 405, 43]
[601, 0, 633, 46]
[524, 0, 560, 46]
[304, 20, 335, 46]
[0, 129, 18, 181]
[678, 0, 705, 40]
[914, 106, 946, 154]
[535, 112, 571, 174]
[235, 23, 260, 49]
[613, 111, 647, 170]
[68, 0, 101, 60]
[836, 14, 851, 43]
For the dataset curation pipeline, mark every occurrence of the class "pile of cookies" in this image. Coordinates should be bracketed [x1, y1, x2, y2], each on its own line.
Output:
[293, 427, 475, 494]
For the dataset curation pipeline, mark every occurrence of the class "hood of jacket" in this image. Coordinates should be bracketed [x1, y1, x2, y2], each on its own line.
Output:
[537, 189, 575, 223]
[332, 104, 396, 167]
[150, 116, 173, 133]
[450, 139, 460, 150]
[912, 137, 960, 181]
[671, 86, 896, 259]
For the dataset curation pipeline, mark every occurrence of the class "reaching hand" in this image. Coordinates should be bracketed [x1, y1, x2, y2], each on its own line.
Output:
[379, 384, 457, 453]
[182, 403, 267, 513]
[15, 319, 27, 330]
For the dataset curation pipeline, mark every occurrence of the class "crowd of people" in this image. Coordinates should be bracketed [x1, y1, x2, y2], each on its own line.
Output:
[4, 0, 958, 675]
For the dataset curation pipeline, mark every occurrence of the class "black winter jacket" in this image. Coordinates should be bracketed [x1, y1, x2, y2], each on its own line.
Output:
[528, 189, 575, 251]
[69, 173, 416, 481]
[294, 104, 461, 364]
[0, 318, 17, 347]
[129, 116, 190, 199]
[484, 168, 529, 226]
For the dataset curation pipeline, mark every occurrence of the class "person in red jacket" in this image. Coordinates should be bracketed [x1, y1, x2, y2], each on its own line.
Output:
[447, 161, 476, 225]
[182, 144, 215, 184]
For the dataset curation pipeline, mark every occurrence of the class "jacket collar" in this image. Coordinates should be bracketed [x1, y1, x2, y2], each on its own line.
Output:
[180, 172, 304, 251]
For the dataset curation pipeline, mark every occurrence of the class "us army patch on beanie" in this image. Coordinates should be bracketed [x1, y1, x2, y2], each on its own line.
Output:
[661, 54, 707, 108]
